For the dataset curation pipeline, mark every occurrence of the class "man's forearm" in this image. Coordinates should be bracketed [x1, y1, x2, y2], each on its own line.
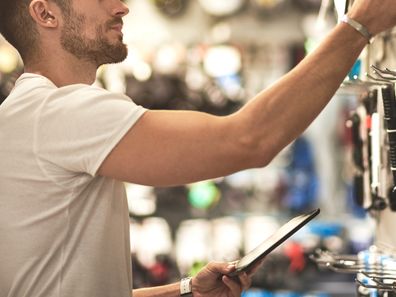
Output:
[233, 21, 368, 166]
[133, 282, 180, 297]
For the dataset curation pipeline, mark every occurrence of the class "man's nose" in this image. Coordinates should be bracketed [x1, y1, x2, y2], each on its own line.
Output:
[113, 0, 130, 18]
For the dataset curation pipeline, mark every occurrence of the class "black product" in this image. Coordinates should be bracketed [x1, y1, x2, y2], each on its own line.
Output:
[228, 208, 320, 276]
[381, 85, 396, 211]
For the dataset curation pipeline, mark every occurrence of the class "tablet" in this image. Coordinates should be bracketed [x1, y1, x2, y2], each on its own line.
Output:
[229, 208, 320, 276]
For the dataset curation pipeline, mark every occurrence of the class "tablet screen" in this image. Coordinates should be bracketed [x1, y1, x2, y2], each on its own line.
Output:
[235, 208, 320, 273]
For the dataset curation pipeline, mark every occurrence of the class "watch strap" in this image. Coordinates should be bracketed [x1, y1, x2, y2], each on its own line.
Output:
[180, 277, 193, 297]
[341, 15, 373, 44]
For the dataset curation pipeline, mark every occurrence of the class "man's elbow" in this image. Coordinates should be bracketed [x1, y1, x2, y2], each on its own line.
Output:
[238, 135, 277, 169]
[251, 146, 276, 168]
[225, 114, 279, 170]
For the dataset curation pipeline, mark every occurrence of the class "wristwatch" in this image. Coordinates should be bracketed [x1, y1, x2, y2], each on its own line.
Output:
[180, 277, 193, 297]
[341, 15, 373, 44]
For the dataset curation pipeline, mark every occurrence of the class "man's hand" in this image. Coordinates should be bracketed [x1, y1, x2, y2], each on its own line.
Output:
[192, 262, 252, 297]
[349, 0, 396, 36]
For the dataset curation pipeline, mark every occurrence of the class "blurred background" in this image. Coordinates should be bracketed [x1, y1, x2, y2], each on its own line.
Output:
[0, 0, 375, 296]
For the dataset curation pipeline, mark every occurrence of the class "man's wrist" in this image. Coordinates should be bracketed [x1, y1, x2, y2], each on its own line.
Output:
[341, 15, 373, 43]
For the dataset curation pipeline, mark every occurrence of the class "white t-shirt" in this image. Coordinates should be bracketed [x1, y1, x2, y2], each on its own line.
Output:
[0, 73, 147, 297]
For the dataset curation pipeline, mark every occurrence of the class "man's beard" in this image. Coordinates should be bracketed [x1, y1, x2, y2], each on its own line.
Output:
[60, 10, 127, 66]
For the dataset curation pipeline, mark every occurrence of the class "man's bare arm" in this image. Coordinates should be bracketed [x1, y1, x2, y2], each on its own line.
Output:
[98, 1, 396, 187]
[132, 263, 251, 297]
[133, 283, 180, 297]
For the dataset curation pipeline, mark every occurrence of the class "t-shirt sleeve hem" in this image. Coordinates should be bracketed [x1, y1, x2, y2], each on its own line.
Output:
[89, 107, 148, 177]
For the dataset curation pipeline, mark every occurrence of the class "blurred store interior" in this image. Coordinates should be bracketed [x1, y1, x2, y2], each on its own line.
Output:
[2, 0, 394, 296]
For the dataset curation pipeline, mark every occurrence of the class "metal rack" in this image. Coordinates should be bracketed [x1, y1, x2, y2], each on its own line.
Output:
[306, 1, 396, 295]
[311, 247, 396, 295]
[311, 62, 396, 295]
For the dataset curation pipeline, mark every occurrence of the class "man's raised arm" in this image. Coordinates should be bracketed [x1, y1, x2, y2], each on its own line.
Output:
[98, 0, 396, 187]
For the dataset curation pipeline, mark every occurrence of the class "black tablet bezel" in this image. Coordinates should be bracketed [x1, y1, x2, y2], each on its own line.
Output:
[229, 208, 320, 276]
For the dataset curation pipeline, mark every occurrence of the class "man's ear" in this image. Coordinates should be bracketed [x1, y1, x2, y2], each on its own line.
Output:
[29, 0, 59, 29]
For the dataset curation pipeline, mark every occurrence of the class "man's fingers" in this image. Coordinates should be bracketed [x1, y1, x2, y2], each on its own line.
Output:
[222, 275, 243, 297]
[206, 261, 236, 275]
[237, 272, 252, 291]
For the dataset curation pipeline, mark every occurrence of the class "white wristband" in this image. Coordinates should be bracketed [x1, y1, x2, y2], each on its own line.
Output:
[180, 277, 193, 297]
[341, 15, 373, 44]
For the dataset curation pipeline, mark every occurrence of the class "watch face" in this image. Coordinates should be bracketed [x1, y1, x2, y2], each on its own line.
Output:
[198, 0, 246, 17]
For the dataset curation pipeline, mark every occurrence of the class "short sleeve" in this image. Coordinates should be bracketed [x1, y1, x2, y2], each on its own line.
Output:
[34, 84, 147, 177]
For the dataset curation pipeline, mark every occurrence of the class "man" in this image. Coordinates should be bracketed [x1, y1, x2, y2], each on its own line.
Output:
[0, 0, 395, 297]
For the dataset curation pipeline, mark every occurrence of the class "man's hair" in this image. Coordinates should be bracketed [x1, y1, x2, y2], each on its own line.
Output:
[0, 0, 70, 61]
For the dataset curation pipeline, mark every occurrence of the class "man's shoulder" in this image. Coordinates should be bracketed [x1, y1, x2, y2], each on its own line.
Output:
[53, 83, 129, 102]
[16, 73, 125, 100]
[10, 73, 137, 114]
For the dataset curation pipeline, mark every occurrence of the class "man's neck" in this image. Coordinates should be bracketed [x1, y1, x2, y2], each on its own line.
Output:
[24, 53, 98, 87]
